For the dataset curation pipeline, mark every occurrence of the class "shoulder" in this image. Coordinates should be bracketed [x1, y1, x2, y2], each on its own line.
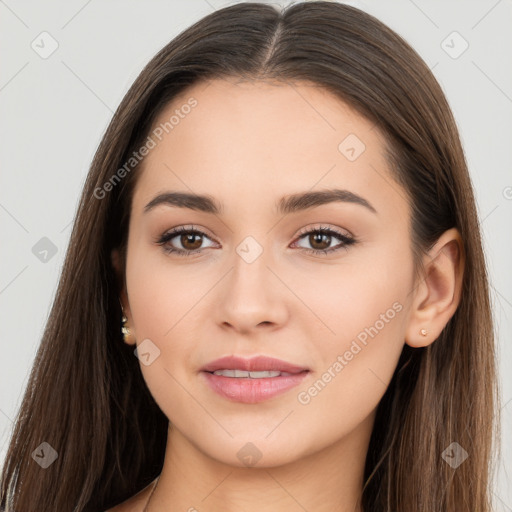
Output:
[105, 478, 157, 512]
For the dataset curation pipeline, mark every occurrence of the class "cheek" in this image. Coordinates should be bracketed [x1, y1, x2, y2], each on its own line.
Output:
[124, 248, 206, 422]
[291, 248, 412, 423]
[125, 240, 206, 340]
[290, 240, 412, 349]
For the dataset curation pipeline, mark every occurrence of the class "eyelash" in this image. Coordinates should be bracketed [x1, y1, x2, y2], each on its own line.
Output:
[155, 224, 356, 257]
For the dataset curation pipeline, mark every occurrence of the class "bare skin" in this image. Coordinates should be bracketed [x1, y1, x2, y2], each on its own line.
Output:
[109, 78, 463, 511]
[107, 480, 157, 511]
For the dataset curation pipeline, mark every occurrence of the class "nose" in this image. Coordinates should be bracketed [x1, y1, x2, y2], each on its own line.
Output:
[214, 245, 289, 335]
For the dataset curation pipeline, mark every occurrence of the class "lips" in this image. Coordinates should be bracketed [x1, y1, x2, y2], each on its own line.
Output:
[201, 355, 309, 374]
[200, 355, 310, 403]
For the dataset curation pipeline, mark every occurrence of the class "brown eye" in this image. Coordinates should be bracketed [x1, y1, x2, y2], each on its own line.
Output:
[179, 232, 203, 251]
[293, 226, 356, 255]
[156, 226, 216, 256]
[308, 232, 332, 251]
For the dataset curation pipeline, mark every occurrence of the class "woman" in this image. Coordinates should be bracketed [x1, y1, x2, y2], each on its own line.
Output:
[0, 2, 498, 511]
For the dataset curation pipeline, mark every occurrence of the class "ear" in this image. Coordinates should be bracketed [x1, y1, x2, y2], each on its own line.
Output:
[405, 228, 465, 348]
[111, 248, 137, 345]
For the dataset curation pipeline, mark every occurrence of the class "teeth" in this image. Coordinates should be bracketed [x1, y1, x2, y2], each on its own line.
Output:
[212, 369, 283, 378]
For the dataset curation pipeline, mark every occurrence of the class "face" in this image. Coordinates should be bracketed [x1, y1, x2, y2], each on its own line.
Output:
[118, 78, 417, 468]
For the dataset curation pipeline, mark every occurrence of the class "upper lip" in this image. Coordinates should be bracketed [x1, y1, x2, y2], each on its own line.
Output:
[201, 355, 309, 374]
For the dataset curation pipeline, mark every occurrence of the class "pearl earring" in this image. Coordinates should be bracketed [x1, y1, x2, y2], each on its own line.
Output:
[420, 328, 428, 337]
[121, 315, 135, 344]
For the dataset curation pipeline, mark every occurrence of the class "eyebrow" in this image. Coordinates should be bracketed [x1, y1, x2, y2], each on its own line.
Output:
[144, 188, 377, 215]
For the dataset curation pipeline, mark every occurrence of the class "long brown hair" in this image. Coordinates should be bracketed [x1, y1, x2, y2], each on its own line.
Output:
[0, 2, 498, 510]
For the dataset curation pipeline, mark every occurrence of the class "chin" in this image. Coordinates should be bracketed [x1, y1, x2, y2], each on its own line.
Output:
[198, 433, 312, 469]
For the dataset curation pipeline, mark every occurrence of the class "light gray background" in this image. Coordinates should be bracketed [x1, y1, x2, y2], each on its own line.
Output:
[1, 0, 511, 507]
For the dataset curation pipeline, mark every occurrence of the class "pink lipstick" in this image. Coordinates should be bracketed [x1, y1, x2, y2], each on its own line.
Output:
[200, 355, 309, 404]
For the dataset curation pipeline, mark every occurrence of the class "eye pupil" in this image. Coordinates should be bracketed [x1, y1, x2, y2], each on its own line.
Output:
[182, 233, 202, 250]
[310, 233, 330, 250]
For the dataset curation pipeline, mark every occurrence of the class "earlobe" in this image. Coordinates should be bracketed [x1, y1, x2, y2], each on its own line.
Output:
[405, 228, 465, 348]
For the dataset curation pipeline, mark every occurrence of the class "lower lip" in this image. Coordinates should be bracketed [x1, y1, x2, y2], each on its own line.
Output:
[201, 371, 309, 404]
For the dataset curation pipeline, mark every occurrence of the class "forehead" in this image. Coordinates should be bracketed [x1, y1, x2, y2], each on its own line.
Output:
[131, 78, 407, 220]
